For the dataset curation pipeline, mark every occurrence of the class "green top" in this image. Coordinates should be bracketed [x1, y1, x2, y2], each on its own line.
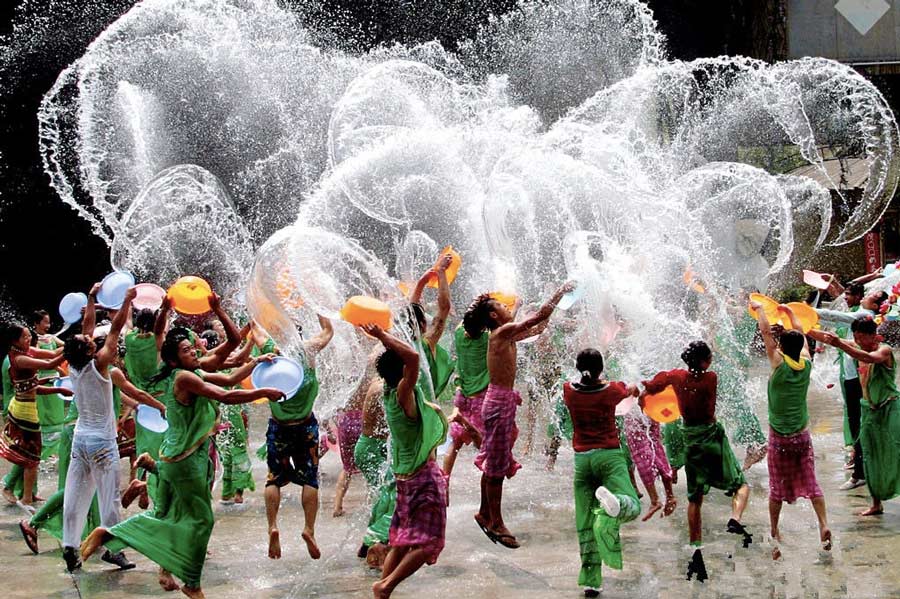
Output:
[767, 357, 812, 435]
[268, 362, 319, 422]
[2, 356, 13, 416]
[124, 330, 160, 390]
[158, 368, 219, 462]
[383, 385, 447, 475]
[454, 326, 489, 397]
[862, 347, 900, 409]
[418, 340, 456, 399]
[251, 338, 277, 358]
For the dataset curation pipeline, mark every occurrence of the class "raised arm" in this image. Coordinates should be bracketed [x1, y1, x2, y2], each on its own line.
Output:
[496, 281, 575, 342]
[175, 370, 284, 406]
[362, 324, 419, 420]
[83, 282, 102, 338]
[203, 353, 275, 387]
[198, 294, 242, 372]
[751, 300, 780, 368]
[425, 253, 453, 351]
[96, 287, 136, 371]
[303, 315, 334, 358]
[776, 304, 811, 359]
[155, 296, 172, 352]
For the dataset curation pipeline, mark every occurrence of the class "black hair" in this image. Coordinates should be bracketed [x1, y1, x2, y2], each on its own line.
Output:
[409, 303, 427, 332]
[873, 291, 889, 310]
[376, 348, 405, 388]
[680, 340, 712, 375]
[851, 316, 878, 335]
[200, 329, 221, 350]
[463, 294, 496, 337]
[203, 318, 220, 330]
[134, 308, 157, 333]
[64, 335, 93, 370]
[846, 283, 865, 297]
[29, 328, 38, 347]
[778, 330, 804, 361]
[28, 310, 49, 328]
[575, 348, 604, 385]
[0, 322, 27, 358]
[149, 329, 194, 384]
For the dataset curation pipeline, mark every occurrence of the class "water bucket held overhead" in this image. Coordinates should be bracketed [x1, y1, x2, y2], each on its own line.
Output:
[747, 292, 779, 323]
[168, 276, 213, 315]
[643, 385, 681, 424]
[133, 283, 167, 311]
[802, 270, 831, 291]
[557, 283, 584, 311]
[59, 292, 88, 325]
[488, 291, 517, 311]
[426, 245, 462, 289]
[779, 302, 820, 334]
[340, 296, 392, 329]
[251, 356, 304, 402]
[97, 270, 135, 309]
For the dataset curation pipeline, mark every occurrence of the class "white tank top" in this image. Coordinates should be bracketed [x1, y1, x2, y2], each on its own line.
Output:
[69, 361, 117, 441]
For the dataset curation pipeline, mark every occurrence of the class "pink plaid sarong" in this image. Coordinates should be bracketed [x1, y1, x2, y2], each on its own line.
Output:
[474, 384, 522, 479]
[450, 388, 487, 445]
[767, 428, 823, 504]
[624, 414, 673, 488]
[337, 410, 362, 474]
[389, 459, 448, 564]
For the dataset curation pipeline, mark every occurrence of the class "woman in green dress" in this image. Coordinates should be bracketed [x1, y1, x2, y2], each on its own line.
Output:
[81, 298, 284, 599]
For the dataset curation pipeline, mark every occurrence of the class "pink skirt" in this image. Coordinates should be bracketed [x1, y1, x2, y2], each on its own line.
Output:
[474, 384, 522, 479]
[450, 388, 487, 445]
[389, 460, 447, 564]
[337, 410, 363, 474]
[767, 428, 823, 504]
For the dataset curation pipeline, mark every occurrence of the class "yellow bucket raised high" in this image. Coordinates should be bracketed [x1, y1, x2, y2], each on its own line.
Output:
[426, 246, 462, 289]
[779, 302, 819, 334]
[340, 296, 392, 329]
[488, 291, 518, 311]
[747, 292, 779, 323]
[167, 276, 212, 315]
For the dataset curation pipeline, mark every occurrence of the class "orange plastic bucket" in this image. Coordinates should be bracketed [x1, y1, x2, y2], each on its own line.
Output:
[167, 276, 213, 315]
[426, 245, 462, 289]
[779, 302, 819, 334]
[747, 292, 779, 323]
[340, 296, 392, 329]
[643, 385, 681, 424]
[488, 291, 517, 311]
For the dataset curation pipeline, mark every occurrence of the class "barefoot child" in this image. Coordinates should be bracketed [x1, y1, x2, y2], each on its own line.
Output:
[642, 340, 751, 582]
[755, 302, 830, 558]
[817, 317, 900, 516]
[472, 281, 574, 549]
[623, 412, 676, 521]
[565, 348, 641, 598]
[362, 324, 448, 599]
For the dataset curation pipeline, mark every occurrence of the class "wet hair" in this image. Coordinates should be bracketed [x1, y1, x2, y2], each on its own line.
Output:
[0, 322, 27, 357]
[376, 348, 405, 388]
[872, 290, 889, 311]
[29, 328, 38, 347]
[150, 329, 193, 384]
[680, 340, 712, 375]
[64, 335, 93, 370]
[410, 303, 427, 332]
[778, 330, 805, 361]
[200, 329, 221, 350]
[204, 318, 221, 330]
[846, 283, 865, 298]
[134, 308, 157, 333]
[575, 348, 604, 385]
[851, 316, 878, 336]
[28, 310, 49, 328]
[463, 294, 496, 337]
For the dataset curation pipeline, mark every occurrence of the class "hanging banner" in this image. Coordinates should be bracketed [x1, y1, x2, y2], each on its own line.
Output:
[864, 230, 882, 273]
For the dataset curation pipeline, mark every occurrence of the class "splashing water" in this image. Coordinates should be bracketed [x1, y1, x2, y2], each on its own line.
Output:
[26, 0, 900, 472]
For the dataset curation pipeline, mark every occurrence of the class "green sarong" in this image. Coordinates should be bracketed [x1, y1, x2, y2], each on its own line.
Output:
[354, 434, 395, 545]
[683, 421, 745, 502]
[662, 420, 686, 470]
[860, 400, 900, 502]
[219, 405, 254, 498]
[135, 422, 165, 504]
[573, 448, 640, 589]
[106, 439, 214, 587]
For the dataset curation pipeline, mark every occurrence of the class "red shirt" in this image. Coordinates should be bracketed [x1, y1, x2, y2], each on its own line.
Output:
[642, 368, 717, 426]
[563, 381, 630, 452]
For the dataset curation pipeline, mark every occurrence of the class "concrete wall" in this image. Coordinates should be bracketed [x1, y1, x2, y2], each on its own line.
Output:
[788, 0, 900, 62]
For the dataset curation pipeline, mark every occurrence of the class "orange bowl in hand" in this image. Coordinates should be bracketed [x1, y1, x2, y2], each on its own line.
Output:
[340, 296, 392, 329]
[426, 246, 462, 289]
[167, 276, 213, 315]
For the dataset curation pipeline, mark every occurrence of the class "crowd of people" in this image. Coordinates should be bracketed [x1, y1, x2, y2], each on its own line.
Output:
[1, 254, 899, 599]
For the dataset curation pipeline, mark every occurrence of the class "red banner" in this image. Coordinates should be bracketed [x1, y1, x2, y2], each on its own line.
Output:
[864, 230, 882, 273]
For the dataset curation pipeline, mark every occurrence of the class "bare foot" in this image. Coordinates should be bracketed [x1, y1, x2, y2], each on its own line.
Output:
[663, 495, 677, 517]
[80, 527, 108, 561]
[181, 585, 205, 599]
[302, 530, 321, 559]
[366, 543, 388, 570]
[858, 506, 883, 516]
[2, 488, 17, 504]
[136, 452, 157, 473]
[771, 533, 782, 561]
[333, 507, 344, 517]
[372, 579, 391, 599]
[268, 528, 281, 559]
[158, 569, 180, 592]
[33, 494, 45, 502]
[642, 502, 662, 521]
[234, 492, 243, 505]
[821, 528, 832, 551]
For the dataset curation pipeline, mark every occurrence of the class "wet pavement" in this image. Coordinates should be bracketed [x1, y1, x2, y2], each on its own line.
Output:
[1, 375, 899, 598]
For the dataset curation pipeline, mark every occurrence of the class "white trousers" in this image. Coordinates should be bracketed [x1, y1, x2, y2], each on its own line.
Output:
[62, 435, 121, 549]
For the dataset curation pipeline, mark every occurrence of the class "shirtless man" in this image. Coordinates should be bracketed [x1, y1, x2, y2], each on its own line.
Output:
[471, 282, 574, 548]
